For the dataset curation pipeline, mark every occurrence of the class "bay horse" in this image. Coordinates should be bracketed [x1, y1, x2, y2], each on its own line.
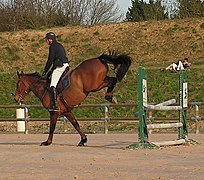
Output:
[12, 52, 131, 146]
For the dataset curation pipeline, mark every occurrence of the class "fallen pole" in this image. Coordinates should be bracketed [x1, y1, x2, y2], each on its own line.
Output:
[152, 139, 186, 147]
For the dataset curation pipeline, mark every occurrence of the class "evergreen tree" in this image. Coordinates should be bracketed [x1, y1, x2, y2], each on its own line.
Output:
[126, 0, 167, 22]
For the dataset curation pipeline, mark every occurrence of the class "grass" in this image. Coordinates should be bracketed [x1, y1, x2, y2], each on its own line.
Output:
[0, 18, 204, 132]
[200, 22, 204, 29]
[1, 67, 204, 118]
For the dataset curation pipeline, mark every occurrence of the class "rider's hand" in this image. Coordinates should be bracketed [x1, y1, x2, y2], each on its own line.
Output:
[42, 71, 46, 78]
[42, 71, 46, 77]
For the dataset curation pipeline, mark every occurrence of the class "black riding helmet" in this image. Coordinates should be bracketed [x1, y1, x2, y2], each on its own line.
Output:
[45, 32, 56, 40]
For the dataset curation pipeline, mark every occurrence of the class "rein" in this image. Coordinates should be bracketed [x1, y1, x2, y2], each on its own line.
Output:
[40, 88, 47, 101]
[18, 79, 29, 98]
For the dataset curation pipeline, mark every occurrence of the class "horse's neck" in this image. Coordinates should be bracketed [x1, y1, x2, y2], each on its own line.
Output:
[29, 78, 47, 99]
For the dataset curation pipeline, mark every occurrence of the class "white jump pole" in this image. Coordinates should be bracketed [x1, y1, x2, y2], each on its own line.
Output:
[147, 122, 183, 129]
[146, 104, 182, 111]
[155, 99, 176, 107]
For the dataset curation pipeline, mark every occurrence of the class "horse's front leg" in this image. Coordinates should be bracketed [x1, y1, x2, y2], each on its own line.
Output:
[41, 112, 58, 146]
[63, 111, 87, 146]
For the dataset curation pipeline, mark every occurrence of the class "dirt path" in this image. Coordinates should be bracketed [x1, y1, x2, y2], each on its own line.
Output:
[0, 133, 204, 180]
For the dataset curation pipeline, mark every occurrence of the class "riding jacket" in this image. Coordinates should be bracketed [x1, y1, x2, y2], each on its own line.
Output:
[43, 40, 68, 74]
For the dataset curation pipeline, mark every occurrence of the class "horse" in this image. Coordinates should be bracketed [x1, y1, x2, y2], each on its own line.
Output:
[12, 52, 131, 146]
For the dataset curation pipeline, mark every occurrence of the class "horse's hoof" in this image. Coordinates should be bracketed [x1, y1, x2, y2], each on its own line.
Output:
[77, 137, 87, 146]
[112, 96, 118, 104]
[105, 95, 117, 104]
[40, 141, 51, 146]
[105, 95, 112, 102]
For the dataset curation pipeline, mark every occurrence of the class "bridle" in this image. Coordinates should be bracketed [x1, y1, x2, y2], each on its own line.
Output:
[16, 79, 29, 103]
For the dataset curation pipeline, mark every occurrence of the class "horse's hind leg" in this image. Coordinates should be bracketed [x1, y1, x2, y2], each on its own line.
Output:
[104, 76, 117, 103]
[63, 111, 87, 146]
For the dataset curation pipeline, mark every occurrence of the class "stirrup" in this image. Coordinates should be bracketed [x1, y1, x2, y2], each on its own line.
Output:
[48, 105, 59, 112]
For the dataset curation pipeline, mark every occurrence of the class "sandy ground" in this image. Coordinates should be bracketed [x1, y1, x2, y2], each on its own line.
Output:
[0, 133, 204, 180]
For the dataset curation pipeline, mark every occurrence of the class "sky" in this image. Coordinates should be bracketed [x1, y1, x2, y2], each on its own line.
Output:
[117, 0, 132, 14]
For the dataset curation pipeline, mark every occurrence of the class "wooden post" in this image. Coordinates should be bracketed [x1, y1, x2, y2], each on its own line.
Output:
[63, 119, 68, 133]
[148, 110, 153, 134]
[195, 105, 200, 134]
[24, 107, 29, 134]
[104, 106, 109, 134]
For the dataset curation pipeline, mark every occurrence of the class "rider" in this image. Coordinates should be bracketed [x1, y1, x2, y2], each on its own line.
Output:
[42, 32, 69, 111]
[162, 58, 191, 72]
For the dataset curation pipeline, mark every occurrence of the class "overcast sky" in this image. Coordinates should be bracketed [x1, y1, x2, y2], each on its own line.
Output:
[117, 0, 132, 13]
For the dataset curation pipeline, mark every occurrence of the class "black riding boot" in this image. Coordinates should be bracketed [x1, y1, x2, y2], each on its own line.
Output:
[49, 86, 58, 111]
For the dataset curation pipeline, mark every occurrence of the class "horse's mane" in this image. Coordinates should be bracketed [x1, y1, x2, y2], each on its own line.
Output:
[26, 72, 41, 77]
[24, 72, 46, 80]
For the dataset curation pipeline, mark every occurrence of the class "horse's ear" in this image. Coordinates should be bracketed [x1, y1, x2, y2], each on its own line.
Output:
[17, 71, 20, 79]
[17, 71, 24, 79]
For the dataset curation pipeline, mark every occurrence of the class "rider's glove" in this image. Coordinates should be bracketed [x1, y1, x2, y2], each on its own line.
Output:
[42, 70, 46, 76]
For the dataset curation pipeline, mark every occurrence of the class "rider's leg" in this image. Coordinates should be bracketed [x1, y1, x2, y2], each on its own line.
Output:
[49, 86, 58, 111]
[172, 63, 178, 71]
[49, 63, 68, 111]
[177, 61, 184, 71]
[165, 63, 173, 70]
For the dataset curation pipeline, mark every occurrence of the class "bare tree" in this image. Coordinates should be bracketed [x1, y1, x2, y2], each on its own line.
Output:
[59, 0, 89, 25]
[84, 0, 123, 25]
[0, 0, 123, 31]
[0, 1, 11, 31]
[61, 0, 122, 25]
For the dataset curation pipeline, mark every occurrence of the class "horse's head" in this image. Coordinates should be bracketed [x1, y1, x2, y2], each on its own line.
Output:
[12, 71, 31, 104]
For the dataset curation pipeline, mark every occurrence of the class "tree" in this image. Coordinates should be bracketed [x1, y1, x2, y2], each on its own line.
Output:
[161, 0, 179, 19]
[85, 0, 122, 24]
[0, 0, 122, 32]
[60, 0, 122, 25]
[126, 0, 145, 21]
[126, 0, 167, 22]
[176, 0, 204, 18]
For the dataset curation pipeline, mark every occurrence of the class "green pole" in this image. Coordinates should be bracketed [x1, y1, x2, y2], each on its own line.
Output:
[179, 71, 188, 139]
[138, 67, 148, 143]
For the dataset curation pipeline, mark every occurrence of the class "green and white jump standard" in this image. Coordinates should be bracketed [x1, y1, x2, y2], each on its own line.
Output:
[127, 66, 189, 149]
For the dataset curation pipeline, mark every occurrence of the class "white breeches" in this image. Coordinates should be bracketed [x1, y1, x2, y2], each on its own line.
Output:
[176, 61, 184, 70]
[50, 63, 69, 88]
[172, 63, 178, 71]
[165, 61, 184, 71]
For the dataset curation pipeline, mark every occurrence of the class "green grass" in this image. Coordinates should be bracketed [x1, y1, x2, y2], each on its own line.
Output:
[1, 19, 204, 133]
[3, 46, 20, 61]
[1, 67, 204, 119]
[200, 22, 204, 29]
[93, 31, 100, 35]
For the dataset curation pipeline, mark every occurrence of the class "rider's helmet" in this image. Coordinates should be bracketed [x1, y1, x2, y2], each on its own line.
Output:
[45, 32, 56, 40]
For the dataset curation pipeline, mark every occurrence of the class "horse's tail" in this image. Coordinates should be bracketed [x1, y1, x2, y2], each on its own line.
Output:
[99, 52, 131, 82]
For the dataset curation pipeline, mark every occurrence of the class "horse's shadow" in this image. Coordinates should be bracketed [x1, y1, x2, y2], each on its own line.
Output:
[0, 142, 41, 145]
[0, 141, 132, 150]
[58, 141, 132, 150]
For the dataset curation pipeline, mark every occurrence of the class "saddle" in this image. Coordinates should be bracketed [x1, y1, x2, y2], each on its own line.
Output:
[44, 66, 72, 94]
[44, 67, 73, 111]
[56, 66, 72, 93]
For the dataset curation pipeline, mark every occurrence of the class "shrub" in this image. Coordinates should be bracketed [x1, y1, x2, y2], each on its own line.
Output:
[200, 22, 204, 29]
